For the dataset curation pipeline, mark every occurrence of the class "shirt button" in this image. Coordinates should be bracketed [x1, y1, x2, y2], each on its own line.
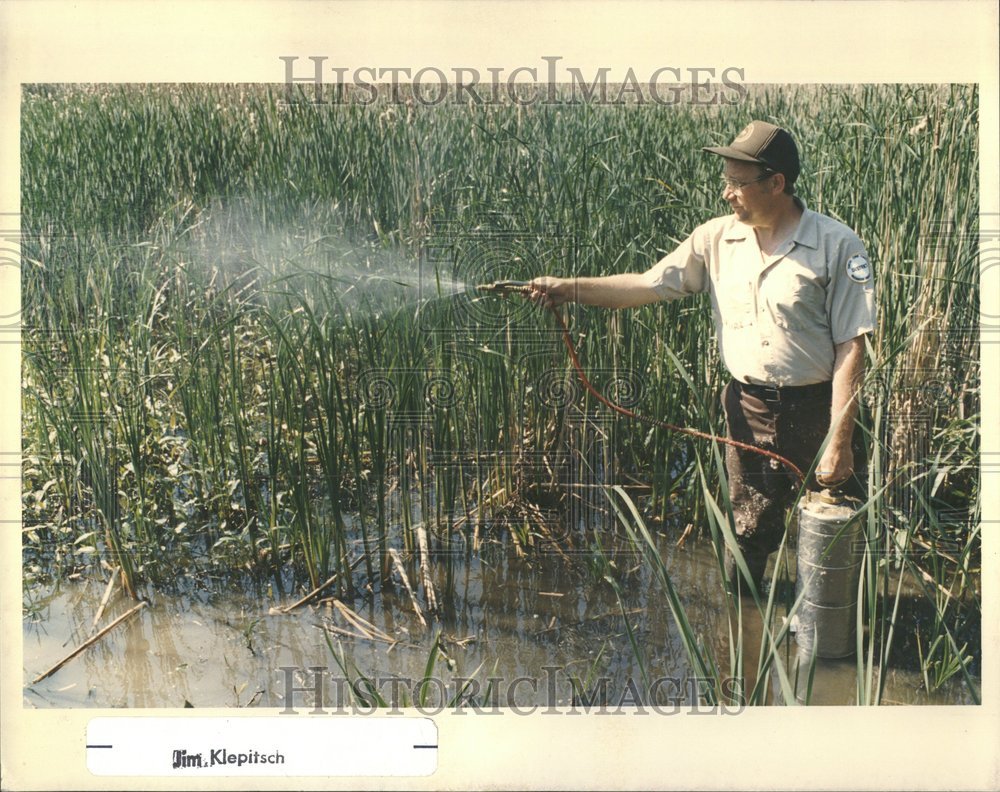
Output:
[762, 340, 770, 346]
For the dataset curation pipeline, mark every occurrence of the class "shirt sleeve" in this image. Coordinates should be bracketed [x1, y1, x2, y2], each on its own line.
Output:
[827, 235, 877, 344]
[642, 224, 710, 300]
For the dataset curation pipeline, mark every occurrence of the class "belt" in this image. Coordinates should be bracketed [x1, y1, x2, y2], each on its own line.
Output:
[732, 379, 831, 404]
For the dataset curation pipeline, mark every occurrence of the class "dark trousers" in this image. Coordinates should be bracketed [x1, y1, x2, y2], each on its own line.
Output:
[720, 379, 865, 560]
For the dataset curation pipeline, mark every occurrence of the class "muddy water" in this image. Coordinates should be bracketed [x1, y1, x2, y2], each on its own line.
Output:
[22, 529, 977, 709]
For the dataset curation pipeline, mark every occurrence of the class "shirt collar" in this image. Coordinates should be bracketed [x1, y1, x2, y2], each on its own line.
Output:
[791, 198, 820, 250]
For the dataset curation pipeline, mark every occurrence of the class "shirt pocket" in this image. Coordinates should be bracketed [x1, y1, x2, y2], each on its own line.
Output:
[764, 272, 827, 332]
[713, 284, 754, 329]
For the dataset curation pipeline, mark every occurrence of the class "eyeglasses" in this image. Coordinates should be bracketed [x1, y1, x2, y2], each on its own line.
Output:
[721, 171, 774, 192]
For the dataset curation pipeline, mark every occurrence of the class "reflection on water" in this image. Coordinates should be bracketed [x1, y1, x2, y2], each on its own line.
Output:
[23, 533, 977, 709]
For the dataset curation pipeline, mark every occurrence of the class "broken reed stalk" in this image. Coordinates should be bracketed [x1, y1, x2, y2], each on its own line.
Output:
[414, 524, 438, 615]
[329, 599, 396, 643]
[317, 622, 374, 642]
[90, 567, 119, 632]
[273, 555, 366, 614]
[388, 548, 427, 627]
[32, 600, 148, 685]
[317, 621, 401, 647]
[276, 571, 340, 614]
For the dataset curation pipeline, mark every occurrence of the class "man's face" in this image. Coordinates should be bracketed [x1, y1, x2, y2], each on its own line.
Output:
[721, 159, 778, 225]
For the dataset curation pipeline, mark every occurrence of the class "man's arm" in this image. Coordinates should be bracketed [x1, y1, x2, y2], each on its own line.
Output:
[816, 335, 866, 487]
[528, 273, 661, 309]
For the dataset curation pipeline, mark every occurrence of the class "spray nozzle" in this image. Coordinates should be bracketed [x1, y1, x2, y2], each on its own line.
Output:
[475, 280, 532, 295]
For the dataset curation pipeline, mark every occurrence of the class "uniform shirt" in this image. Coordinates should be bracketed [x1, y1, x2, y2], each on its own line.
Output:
[643, 200, 876, 386]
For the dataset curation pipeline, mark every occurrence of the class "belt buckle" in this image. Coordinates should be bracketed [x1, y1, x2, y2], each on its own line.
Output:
[760, 385, 782, 404]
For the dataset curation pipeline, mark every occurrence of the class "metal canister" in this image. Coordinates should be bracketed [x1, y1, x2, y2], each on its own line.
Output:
[793, 489, 864, 659]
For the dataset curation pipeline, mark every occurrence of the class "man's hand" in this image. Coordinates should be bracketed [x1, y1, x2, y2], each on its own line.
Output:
[815, 442, 854, 488]
[527, 276, 573, 308]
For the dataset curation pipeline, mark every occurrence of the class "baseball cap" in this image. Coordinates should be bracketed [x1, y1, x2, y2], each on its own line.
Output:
[703, 121, 800, 184]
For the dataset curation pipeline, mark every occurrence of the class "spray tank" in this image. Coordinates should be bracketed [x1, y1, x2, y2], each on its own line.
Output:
[792, 488, 865, 659]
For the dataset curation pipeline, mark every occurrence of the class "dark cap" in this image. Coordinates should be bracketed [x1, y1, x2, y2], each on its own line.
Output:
[703, 121, 800, 184]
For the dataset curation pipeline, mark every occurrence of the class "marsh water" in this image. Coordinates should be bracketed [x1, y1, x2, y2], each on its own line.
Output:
[23, 525, 976, 710]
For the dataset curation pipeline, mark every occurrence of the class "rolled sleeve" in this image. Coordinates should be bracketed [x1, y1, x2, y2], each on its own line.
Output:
[643, 226, 709, 300]
[827, 242, 877, 344]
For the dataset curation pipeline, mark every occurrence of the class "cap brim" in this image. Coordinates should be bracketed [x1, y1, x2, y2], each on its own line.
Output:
[702, 145, 765, 163]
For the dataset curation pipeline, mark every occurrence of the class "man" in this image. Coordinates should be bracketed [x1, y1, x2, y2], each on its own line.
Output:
[529, 120, 875, 595]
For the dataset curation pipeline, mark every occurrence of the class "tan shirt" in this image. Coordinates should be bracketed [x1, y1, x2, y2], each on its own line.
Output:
[643, 202, 876, 386]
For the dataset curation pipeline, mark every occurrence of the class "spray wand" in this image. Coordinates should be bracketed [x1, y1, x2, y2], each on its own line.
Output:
[475, 280, 532, 295]
[475, 280, 805, 482]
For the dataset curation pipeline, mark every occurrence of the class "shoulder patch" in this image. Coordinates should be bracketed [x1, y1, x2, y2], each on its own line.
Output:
[846, 255, 872, 283]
